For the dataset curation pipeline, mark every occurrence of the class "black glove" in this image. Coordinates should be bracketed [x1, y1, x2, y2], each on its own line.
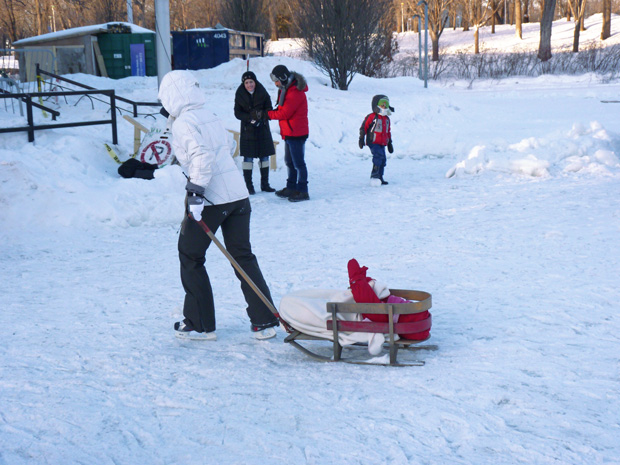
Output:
[359, 138, 364, 149]
[387, 141, 394, 153]
[250, 119, 262, 127]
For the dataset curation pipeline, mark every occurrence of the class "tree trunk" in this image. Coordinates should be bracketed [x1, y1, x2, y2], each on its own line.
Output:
[2, 0, 19, 42]
[571, 0, 586, 51]
[572, 15, 581, 52]
[35, 0, 42, 35]
[181, 2, 188, 31]
[269, 1, 279, 41]
[515, 0, 522, 39]
[474, 26, 480, 54]
[538, 0, 556, 61]
[431, 36, 439, 61]
[491, 0, 496, 33]
[523, 0, 530, 22]
[601, 0, 611, 40]
[139, 0, 146, 27]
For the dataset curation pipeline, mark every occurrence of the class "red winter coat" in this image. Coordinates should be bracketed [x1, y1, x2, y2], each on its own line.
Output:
[268, 73, 309, 139]
[362, 113, 391, 146]
[347, 259, 431, 340]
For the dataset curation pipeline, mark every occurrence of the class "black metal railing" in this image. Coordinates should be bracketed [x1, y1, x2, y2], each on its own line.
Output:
[37, 65, 160, 117]
[1, 78, 58, 118]
[0, 89, 117, 143]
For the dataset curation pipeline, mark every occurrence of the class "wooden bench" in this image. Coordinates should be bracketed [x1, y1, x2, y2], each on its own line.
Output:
[122, 116, 277, 170]
[227, 129, 278, 171]
[284, 289, 433, 366]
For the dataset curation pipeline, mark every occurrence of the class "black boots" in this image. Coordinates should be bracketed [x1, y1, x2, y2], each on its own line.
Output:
[275, 187, 309, 202]
[245, 165, 274, 194]
[243, 168, 255, 195]
[260, 167, 275, 192]
[288, 191, 310, 202]
[275, 187, 294, 198]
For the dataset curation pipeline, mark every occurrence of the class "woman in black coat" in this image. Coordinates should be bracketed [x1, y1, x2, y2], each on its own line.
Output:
[234, 71, 276, 194]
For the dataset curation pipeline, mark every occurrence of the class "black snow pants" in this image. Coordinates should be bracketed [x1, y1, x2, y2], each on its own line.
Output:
[178, 197, 278, 333]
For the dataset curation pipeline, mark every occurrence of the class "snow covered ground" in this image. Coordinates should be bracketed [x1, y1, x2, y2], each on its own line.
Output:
[1, 19, 620, 465]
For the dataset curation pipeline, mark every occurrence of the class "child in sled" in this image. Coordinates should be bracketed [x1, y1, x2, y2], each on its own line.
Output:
[358, 95, 394, 186]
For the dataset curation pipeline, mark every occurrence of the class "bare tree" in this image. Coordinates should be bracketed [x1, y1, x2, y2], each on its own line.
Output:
[169, 0, 218, 30]
[461, 0, 503, 53]
[53, 0, 91, 30]
[515, 0, 522, 39]
[538, 0, 557, 61]
[35, 0, 43, 35]
[523, 0, 530, 22]
[91, 0, 126, 23]
[0, 0, 25, 42]
[132, 0, 151, 28]
[601, 0, 611, 40]
[219, 0, 270, 35]
[566, 0, 587, 52]
[428, 0, 453, 60]
[267, 0, 278, 40]
[406, 0, 454, 62]
[293, 0, 395, 90]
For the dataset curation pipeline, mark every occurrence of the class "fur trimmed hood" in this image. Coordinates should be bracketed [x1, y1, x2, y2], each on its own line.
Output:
[290, 71, 307, 91]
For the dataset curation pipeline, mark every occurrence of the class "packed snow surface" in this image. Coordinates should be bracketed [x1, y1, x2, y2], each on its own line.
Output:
[1, 18, 620, 465]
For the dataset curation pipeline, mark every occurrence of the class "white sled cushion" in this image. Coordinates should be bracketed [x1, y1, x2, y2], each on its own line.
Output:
[279, 289, 377, 348]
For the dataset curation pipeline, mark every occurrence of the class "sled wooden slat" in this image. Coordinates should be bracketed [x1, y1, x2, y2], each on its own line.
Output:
[283, 289, 432, 366]
[326, 316, 432, 335]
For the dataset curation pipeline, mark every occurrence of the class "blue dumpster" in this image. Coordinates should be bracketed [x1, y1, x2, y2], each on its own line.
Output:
[172, 28, 264, 71]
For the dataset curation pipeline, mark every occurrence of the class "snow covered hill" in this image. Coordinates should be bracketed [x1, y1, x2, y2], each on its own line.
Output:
[1, 35, 620, 465]
[267, 13, 620, 58]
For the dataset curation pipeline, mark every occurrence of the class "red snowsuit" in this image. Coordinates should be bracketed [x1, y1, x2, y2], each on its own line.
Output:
[347, 259, 430, 341]
[362, 113, 391, 146]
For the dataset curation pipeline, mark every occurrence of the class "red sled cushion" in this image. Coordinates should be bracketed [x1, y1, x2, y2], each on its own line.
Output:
[362, 312, 389, 323]
[398, 311, 431, 340]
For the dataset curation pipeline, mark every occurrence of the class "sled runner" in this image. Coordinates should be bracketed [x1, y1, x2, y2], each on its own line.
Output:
[283, 289, 433, 367]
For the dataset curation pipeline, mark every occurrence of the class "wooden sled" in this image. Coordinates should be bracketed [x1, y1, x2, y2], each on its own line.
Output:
[283, 289, 434, 367]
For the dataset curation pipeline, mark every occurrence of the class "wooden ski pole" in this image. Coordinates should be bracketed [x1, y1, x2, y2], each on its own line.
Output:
[193, 215, 290, 329]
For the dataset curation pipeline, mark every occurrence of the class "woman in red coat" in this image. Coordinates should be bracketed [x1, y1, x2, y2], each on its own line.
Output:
[267, 65, 310, 202]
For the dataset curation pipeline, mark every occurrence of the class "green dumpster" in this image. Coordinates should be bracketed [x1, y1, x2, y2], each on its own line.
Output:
[97, 33, 157, 79]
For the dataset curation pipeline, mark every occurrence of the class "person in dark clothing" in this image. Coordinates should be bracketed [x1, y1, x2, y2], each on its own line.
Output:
[267, 64, 310, 202]
[234, 71, 276, 194]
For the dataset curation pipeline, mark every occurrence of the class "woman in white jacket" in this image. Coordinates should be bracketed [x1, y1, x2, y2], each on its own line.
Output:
[158, 70, 279, 341]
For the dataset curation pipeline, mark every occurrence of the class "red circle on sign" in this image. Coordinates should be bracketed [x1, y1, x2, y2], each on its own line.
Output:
[140, 139, 172, 166]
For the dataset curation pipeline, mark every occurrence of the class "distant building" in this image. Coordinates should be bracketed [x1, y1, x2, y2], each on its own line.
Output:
[13, 22, 156, 81]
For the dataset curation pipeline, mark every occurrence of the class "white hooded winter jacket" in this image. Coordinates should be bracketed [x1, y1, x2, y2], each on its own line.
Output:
[158, 70, 248, 205]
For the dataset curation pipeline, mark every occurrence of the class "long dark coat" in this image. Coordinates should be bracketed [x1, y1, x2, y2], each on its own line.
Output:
[234, 81, 276, 158]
